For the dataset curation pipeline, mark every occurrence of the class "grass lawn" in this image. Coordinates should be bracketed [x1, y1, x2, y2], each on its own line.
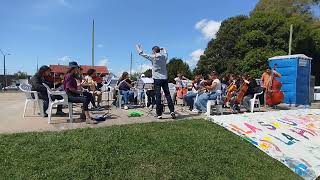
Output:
[0, 119, 300, 179]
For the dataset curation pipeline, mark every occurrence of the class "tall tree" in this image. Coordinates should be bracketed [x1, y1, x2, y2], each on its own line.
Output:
[167, 58, 192, 82]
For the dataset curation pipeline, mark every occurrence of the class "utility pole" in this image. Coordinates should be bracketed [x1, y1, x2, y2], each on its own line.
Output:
[130, 52, 133, 77]
[0, 49, 10, 91]
[92, 19, 95, 66]
[289, 24, 293, 55]
[36, 56, 39, 72]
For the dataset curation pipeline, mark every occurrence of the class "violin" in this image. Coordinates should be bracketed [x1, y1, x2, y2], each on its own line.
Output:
[235, 78, 250, 104]
[266, 65, 284, 106]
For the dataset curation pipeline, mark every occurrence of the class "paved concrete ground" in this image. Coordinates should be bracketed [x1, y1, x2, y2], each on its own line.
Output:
[1, 92, 319, 134]
[0, 92, 203, 134]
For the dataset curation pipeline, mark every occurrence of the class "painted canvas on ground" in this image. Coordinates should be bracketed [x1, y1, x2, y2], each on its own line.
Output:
[209, 109, 320, 180]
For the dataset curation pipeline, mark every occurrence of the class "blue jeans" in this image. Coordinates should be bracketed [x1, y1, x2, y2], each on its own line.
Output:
[154, 79, 174, 116]
[184, 92, 197, 109]
[120, 90, 134, 105]
[195, 92, 218, 112]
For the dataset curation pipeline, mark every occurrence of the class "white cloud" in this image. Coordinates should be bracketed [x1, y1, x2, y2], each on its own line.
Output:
[58, 0, 70, 7]
[98, 57, 109, 66]
[186, 49, 204, 68]
[97, 44, 104, 48]
[195, 19, 221, 40]
[58, 56, 72, 63]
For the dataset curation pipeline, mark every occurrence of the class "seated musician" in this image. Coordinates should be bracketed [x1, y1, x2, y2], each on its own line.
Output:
[184, 74, 203, 111]
[141, 74, 156, 109]
[94, 73, 104, 91]
[82, 69, 103, 108]
[174, 73, 188, 104]
[64, 62, 97, 124]
[224, 74, 240, 107]
[194, 71, 221, 113]
[242, 75, 260, 112]
[117, 72, 134, 110]
[30, 66, 66, 117]
[229, 75, 246, 113]
[261, 68, 282, 106]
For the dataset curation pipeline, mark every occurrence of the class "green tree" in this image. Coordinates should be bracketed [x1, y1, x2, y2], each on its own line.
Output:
[252, 0, 319, 17]
[167, 58, 192, 83]
[195, 1, 320, 83]
[130, 72, 141, 81]
[14, 71, 29, 79]
[143, 69, 152, 78]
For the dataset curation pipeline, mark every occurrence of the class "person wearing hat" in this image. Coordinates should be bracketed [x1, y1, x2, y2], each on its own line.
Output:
[30, 65, 66, 117]
[64, 62, 97, 124]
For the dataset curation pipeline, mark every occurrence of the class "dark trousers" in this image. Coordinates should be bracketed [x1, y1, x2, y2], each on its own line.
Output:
[67, 92, 93, 111]
[154, 79, 174, 116]
[146, 90, 156, 107]
[84, 91, 96, 107]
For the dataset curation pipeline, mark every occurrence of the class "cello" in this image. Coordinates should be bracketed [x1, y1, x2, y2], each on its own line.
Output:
[235, 76, 250, 104]
[266, 64, 284, 106]
[224, 81, 237, 105]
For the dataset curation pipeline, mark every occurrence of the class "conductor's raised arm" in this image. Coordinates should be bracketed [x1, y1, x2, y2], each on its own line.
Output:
[136, 44, 155, 61]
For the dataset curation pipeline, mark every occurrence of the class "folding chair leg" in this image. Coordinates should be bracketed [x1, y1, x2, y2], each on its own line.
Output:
[23, 100, 28, 118]
[250, 100, 254, 113]
[68, 103, 73, 123]
[33, 101, 36, 115]
[48, 104, 53, 124]
[206, 101, 211, 116]
[38, 100, 44, 117]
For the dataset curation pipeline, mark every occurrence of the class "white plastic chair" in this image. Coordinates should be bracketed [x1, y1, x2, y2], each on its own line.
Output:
[19, 83, 45, 118]
[206, 90, 223, 116]
[114, 86, 123, 108]
[250, 91, 263, 113]
[42, 83, 73, 124]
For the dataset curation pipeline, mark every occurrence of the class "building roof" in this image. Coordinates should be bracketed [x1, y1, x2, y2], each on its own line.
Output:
[49, 65, 109, 74]
[81, 65, 109, 74]
[49, 65, 69, 74]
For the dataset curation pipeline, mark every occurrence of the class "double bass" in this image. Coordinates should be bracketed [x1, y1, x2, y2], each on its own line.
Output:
[266, 65, 284, 106]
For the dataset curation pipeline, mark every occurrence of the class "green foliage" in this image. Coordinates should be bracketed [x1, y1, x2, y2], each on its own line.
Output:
[195, 0, 320, 84]
[0, 120, 300, 179]
[239, 48, 286, 78]
[143, 69, 152, 78]
[14, 71, 29, 79]
[252, 0, 319, 17]
[167, 58, 192, 82]
[130, 72, 141, 81]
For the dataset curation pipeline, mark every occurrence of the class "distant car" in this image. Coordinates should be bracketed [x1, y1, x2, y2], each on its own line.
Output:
[3, 85, 19, 91]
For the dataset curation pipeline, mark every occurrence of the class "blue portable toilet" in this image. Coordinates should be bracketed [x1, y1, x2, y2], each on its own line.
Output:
[268, 54, 312, 105]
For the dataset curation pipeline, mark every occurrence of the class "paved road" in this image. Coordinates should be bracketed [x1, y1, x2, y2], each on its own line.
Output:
[0, 92, 202, 134]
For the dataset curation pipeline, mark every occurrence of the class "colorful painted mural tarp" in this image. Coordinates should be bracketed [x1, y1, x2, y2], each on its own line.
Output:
[208, 109, 320, 180]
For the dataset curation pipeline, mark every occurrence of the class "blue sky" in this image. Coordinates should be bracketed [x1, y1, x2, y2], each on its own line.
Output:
[0, 0, 259, 75]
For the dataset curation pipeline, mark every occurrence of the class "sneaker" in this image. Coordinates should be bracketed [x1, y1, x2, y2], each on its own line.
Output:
[43, 113, 48, 117]
[170, 112, 176, 119]
[192, 109, 200, 113]
[157, 116, 163, 119]
[124, 105, 129, 110]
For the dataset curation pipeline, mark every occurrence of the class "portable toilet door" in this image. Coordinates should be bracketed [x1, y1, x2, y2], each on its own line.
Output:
[268, 54, 312, 106]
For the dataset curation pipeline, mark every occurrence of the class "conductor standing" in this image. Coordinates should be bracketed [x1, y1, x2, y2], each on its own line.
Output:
[136, 44, 176, 119]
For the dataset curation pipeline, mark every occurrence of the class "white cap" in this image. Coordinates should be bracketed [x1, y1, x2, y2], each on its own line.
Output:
[141, 74, 145, 78]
